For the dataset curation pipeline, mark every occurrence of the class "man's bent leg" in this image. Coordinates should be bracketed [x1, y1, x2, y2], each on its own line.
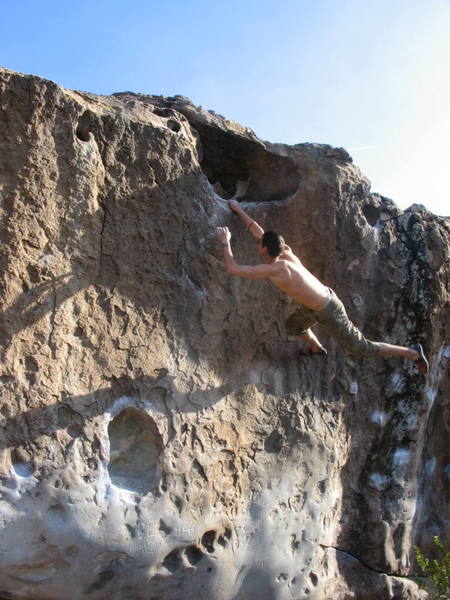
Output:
[286, 307, 327, 356]
[302, 329, 326, 354]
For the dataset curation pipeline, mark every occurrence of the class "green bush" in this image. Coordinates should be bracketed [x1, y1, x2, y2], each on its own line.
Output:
[414, 536, 450, 599]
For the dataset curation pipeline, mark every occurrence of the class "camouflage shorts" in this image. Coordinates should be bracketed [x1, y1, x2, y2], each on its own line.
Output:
[285, 289, 380, 357]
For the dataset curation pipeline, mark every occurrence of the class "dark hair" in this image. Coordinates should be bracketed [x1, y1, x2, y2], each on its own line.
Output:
[262, 231, 285, 257]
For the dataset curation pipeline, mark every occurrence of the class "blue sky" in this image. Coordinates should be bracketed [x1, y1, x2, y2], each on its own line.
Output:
[2, 0, 449, 216]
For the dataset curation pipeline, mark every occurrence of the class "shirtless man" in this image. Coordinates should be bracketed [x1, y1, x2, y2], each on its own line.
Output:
[215, 200, 429, 373]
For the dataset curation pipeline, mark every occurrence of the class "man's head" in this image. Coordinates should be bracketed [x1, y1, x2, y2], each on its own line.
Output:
[260, 231, 285, 257]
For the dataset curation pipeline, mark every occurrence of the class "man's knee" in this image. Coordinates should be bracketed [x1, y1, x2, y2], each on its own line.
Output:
[286, 310, 316, 337]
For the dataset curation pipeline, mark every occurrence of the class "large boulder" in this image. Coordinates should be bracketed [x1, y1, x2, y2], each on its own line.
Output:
[0, 67, 448, 600]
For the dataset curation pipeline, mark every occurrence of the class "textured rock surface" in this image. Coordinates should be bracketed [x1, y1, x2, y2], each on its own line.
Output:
[0, 67, 449, 600]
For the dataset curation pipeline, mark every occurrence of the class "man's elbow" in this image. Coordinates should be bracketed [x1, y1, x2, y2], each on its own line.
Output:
[225, 259, 242, 276]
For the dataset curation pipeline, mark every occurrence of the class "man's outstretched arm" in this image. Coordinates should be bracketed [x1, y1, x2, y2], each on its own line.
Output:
[229, 199, 264, 240]
[216, 227, 280, 279]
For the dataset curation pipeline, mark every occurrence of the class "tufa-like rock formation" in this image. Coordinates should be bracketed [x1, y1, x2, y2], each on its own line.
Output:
[0, 66, 449, 600]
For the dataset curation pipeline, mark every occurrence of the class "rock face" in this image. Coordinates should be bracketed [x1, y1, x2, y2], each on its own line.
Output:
[0, 67, 449, 600]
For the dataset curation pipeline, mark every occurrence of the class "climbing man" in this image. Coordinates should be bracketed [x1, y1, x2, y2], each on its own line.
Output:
[215, 199, 429, 373]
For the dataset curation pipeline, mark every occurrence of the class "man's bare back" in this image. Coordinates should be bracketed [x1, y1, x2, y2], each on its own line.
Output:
[267, 247, 330, 311]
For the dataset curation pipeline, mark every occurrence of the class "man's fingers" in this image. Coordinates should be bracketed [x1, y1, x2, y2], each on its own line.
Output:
[215, 226, 229, 240]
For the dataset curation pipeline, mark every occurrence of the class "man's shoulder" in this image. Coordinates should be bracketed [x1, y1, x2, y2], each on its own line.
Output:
[269, 258, 294, 278]
[279, 251, 302, 266]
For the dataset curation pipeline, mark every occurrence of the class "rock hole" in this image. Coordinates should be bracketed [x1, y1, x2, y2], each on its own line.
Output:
[126, 524, 136, 538]
[201, 530, 216, 553]
[192, 458, 208, 482]
[75, 110, 93, 142]
[170, 493, 184, 513]
[27, 264, 41, 284]
[264, 430, 284, 453]
[217, 526, 231, 547]
[317, 479, 327, 494]
[362, 204, 380, 226]
[11, 448, 34, 478]
[167, 119, 181, 133]
[185, 545, 204, 565]
[24, 354, 38, 377]
[159, 519, 173, 535]
[309, 572, 318, 586]
[195, 126, 300, 201]
[108, 407, 163, 494]
[161, 549, 182, 573]
[153, 107, 175, 118]
[76, 126, 91, 142]
[76, 127, 90, 142]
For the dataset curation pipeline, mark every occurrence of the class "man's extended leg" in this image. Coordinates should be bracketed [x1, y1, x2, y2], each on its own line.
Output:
[313, 290, 429, 373]
[376, 343, 417, 360]
[376, 342, 428, 373]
